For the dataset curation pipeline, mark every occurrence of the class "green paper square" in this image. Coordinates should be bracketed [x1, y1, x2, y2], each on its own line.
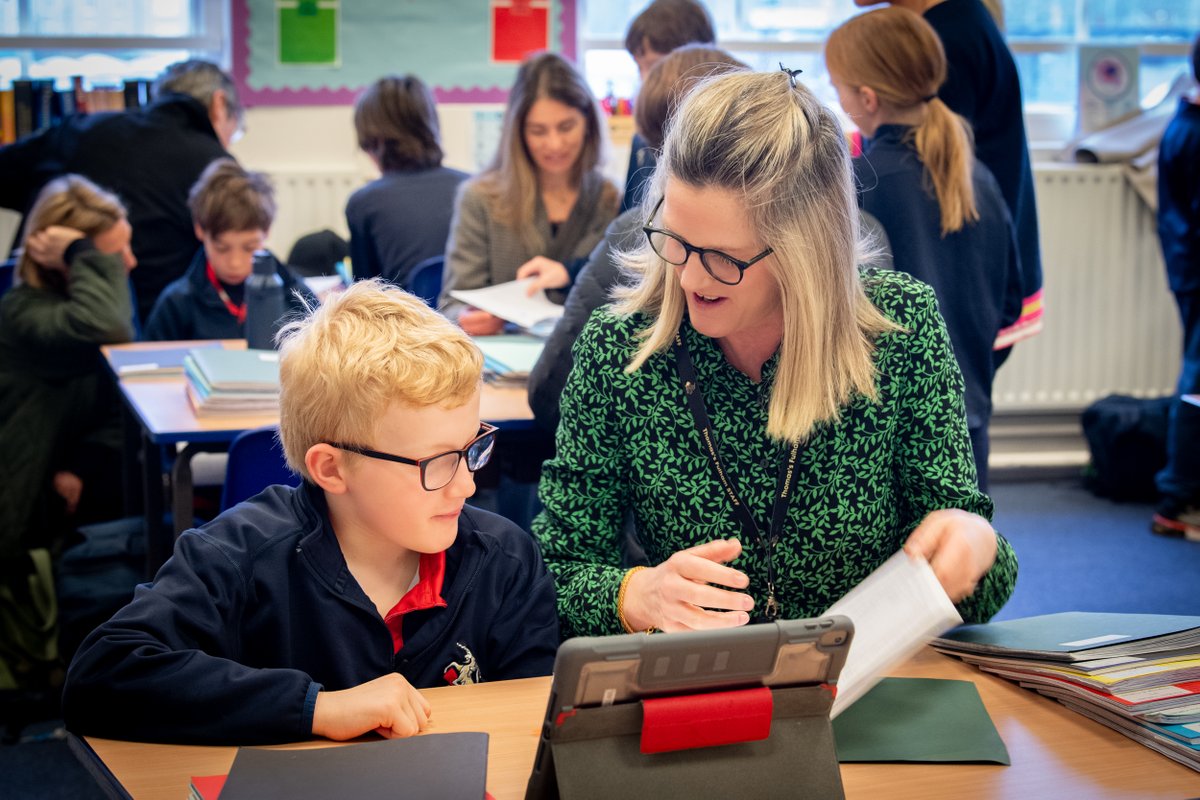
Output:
[833, 677, 1011, 764]
[278, 5, 338, 66]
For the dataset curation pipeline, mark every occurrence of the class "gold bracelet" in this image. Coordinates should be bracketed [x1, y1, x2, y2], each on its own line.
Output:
[617, 566, 654, 634]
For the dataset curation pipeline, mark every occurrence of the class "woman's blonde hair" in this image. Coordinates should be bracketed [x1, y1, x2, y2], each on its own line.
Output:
[615, 70, 900, 443]
[826, 7, 978, 236]
[475, 52, 610, 250]
[276, 280, 483, 481]
[18, 175, 126, 290]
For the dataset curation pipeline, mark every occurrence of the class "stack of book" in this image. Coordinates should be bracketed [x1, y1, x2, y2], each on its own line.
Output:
[934, 612, 1200, 771]
[474, 335, 545, 387]
[183, 348, 280, 417]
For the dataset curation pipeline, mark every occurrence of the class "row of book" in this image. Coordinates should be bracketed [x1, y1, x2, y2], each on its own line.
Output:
[934, 611, 1200, 772]
[0, 77, 153, 145]
[183, 347, 280, 418]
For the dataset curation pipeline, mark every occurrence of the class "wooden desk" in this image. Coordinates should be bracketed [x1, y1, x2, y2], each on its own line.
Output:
[78, 648, 1200, 799]
[102, 341, 535, 573]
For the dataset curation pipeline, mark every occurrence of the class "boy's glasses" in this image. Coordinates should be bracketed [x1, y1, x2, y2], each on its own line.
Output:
[642, 198, 774, 286]
[325, 423, 498, 492]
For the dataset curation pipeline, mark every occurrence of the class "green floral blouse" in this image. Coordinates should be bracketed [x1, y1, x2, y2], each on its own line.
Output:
[533, 269, 1018, 639]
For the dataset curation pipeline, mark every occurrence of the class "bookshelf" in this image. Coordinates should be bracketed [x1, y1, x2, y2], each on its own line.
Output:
[0, 77, 153, 145]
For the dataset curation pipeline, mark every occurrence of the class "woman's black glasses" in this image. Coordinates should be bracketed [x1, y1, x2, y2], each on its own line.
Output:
[325, 423, 498, 491]
[642, 199, 773, 286]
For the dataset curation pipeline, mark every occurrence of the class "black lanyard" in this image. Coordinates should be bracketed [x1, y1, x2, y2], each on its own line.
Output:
[671, 330, 801, 621]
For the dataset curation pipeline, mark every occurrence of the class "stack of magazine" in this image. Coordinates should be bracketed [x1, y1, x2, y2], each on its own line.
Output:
[934, 612, 1200, 771]
[183, 348, 280, 417]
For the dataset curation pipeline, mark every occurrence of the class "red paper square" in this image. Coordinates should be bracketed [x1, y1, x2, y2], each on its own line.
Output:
[492, 1, 549, 63]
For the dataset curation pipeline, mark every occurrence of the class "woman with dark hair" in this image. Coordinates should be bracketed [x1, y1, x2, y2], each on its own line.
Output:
[345, 74, 467, 286]
[0, 175, 137, 561]
[440, 52, 619, 336]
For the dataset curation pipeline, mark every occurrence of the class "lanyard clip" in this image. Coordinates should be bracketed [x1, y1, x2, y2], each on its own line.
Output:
[765, 589, 780, 621]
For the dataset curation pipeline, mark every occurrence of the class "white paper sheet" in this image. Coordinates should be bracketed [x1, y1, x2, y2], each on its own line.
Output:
[827, 550, 963, 718]
[449, 278, 565, 331]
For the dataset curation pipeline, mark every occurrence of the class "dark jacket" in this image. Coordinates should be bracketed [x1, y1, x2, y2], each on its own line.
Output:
[529, 209, 642, 433]
[143, 248, 315, 341]
[62, 483, 560, 744]
[345, 166, 468, 287]
[1158, 98, 1200, 295]
[856, 124, 1022, 431]
[925, 0, 1043, 339]
[0, 94, 230, 323]
[0, 243, 134, 556]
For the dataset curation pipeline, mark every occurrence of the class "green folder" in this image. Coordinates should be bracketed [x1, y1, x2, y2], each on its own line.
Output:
[833, 677, 1011, 764]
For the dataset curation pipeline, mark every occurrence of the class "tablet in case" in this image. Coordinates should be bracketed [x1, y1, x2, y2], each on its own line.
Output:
[525, 617, 854, 800]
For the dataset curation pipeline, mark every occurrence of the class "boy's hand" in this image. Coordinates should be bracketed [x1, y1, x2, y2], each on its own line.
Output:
[311, 673, 432, 740]
[459, 308, 505, 336]
[25, 225, 85, 271]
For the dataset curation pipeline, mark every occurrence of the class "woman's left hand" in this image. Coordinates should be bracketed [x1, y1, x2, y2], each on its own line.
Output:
[903, 509, 998, 603]
[25, 225, 85, 271]
[516, 256, 570, 294]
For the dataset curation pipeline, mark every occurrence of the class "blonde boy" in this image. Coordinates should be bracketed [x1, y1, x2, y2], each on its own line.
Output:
[63, 281, 559, 744]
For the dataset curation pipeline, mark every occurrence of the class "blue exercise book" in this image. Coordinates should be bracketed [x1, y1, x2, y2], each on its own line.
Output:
[108, 342, 221, 376]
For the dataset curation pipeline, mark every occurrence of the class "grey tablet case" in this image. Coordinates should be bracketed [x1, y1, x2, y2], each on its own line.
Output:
[525, 617, 854, 800]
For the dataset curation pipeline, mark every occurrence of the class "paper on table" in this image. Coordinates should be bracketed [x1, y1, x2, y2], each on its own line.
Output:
[827, 550, 962, 718]
[450, 278, 565, 331]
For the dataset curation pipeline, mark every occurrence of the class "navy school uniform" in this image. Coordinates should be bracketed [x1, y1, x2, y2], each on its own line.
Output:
[143, 248, 315, 341]
[855, 125, 1022, 486]
[62, 483, 560, 744]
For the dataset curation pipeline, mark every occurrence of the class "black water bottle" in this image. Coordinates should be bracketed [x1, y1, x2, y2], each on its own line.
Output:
[245, 251, 285, 349]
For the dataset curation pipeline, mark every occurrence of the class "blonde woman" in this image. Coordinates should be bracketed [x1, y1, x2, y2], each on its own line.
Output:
[826, 6, 1021, 490]
[440, 53, 618, 335]
[533, 69, 1017, 638]
[0, 175, 136, 560]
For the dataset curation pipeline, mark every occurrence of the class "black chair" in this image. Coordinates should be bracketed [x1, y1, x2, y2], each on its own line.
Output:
[406, 255, 444, 308]
[220, 425, 300, 511]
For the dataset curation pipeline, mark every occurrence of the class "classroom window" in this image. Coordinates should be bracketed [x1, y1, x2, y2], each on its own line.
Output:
[0, 0, 225, 89]
[578, 0, 1197, 144]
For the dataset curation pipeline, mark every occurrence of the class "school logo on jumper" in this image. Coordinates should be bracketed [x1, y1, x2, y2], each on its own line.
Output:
[442, 642, 481, 686]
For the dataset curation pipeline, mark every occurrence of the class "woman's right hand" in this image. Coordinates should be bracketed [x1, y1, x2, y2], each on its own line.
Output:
[458, 308, 506, 336]
[621, 538, 754, 632]
[25, 225, 85, 271]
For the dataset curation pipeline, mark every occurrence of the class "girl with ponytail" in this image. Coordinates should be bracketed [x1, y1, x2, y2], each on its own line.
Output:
[826, 6, 1022, 490]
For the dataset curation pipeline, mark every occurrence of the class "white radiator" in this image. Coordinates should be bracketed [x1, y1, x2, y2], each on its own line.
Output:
[265, 169, 368, 262]
[992, 164, 1181, 412]
[264, 165, 1181, 414]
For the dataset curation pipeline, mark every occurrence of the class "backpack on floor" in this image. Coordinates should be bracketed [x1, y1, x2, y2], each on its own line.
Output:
[55, 517, 145, 666]
[1080, 394, 1172, 502]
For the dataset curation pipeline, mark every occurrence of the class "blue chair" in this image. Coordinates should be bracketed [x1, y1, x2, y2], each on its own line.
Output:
[406, 255, 444, 308]
[0, 257, 15, 296]
[220, 425, 300, 511]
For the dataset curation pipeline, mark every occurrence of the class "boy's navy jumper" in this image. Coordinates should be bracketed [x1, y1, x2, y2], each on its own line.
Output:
[62, 483, 559, 744]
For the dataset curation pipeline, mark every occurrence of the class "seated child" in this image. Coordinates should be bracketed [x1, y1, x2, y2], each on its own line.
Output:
[0, 175, 137, 561]
[144, 158, 313, 340]
[63, 280, 560, 744]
